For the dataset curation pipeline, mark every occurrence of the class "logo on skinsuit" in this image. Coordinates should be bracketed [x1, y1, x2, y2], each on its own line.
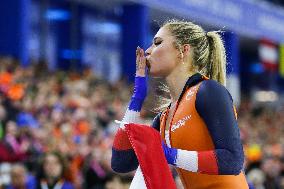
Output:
[186, 86, 197, 101]
[171, 115, 191, 132]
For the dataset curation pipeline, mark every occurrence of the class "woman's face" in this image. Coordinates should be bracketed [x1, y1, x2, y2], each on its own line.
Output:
[43, 154, 63, 178]
[11, 166, 26, 187]
[146, 27, 180, 77]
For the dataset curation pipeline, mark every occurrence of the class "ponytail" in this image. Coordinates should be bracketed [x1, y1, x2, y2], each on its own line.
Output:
[206, 32, 226, 86]
[164, 20, 227, 86]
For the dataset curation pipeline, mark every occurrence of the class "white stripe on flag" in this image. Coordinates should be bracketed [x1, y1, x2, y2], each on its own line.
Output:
[259, 45, 278, 64]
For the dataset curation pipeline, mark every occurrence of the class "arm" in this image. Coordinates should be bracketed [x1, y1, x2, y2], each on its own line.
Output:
[163, 80, 244, 175]
[111, 77, 145, 173]
[112, 108, 162, 173]
[0, 142, 27, 162]
[111, 47, 147, 173]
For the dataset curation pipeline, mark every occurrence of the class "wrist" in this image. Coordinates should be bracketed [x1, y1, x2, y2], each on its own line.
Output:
[136, 72, 146, 77]
[168, 147, 178, 165]
[132, 76, 147, 100]
[129, 97, 144, 111]
[162, 142, 178, 165]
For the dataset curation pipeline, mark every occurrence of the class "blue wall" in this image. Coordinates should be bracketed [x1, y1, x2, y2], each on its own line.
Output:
[0, 0, 30, 66]
[121, 4, 149, 82]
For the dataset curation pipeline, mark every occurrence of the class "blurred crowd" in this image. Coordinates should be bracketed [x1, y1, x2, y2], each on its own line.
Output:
[0, 57, 136, 189]
[239, 101, 284, 189]
[0, 57, 283, 189]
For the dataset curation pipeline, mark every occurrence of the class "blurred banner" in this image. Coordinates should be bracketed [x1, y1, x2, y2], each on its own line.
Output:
[280, 44, 284, 77]
[259, 39, 278, 72]
[131, 0, 284, 43]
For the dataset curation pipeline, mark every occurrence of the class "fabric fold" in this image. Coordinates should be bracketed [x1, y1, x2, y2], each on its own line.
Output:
[125, 123, 177, 189]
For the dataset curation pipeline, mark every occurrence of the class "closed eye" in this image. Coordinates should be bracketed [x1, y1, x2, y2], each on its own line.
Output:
[153, 37, 163, 46]
[154, 41, 162, 46]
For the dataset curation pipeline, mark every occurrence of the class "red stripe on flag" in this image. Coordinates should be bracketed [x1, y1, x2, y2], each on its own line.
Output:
[125, 123, 177, 189]
[113, 129, 132, 150]
[198, 151, 218, 174]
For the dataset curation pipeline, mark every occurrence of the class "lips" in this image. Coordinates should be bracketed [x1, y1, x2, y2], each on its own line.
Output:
[146, 58, 151, 69]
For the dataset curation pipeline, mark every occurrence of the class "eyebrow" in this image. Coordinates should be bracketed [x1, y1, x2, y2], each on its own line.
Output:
[153, 37, 162, 43]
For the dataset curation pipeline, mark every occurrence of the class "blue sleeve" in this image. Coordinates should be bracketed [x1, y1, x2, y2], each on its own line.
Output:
[248, 182, 255, 189]
[111, 149, 139, 173]
[62, 182, 75, 189]
[111, 113, 161, 173]
[195, 80, 244, 175]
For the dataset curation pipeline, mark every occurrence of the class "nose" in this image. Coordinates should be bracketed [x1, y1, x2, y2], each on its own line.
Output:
[145, 46, 152, 56]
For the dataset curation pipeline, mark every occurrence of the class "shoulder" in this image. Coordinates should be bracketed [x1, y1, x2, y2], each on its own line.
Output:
[197, 80, 233, 102]
[26, 175, 37, 189]
[63, 181, 74, 189]
[199, 80, 227, 93]
[195, 80, 235, 115]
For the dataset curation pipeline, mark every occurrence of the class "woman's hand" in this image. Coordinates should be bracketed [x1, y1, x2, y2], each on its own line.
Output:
[136, 46, 147, 77]
[127, 46, 148, 112]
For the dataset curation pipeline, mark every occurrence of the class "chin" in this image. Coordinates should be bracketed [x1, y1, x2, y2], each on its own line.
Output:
[148, 70, 166, 78]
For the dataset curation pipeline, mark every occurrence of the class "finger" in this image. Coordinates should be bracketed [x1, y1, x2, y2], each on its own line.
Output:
[139, 48, 142, 59]
[139, 49, 143, 67]
[140, 48, 144, 57]
[140, 49, 146, 66]
[137, 46, 141, 56]
[141, 57, 146, 69]
[138, 59, 146, 71]
[136, 47, 140, 64]
[136, 53, 139, 63]
[136, 46, 140, 57]
[136, 46, 140, 56]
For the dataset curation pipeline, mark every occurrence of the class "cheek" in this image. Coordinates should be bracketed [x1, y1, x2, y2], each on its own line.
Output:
[54, 165, 62, 175]
[149, 47, 177, 76]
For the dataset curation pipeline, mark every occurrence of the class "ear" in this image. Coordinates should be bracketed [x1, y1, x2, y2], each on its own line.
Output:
[182, 44, 191, 56]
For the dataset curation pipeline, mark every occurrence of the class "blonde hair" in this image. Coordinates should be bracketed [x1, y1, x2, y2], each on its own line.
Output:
[163, 20, 227, 86]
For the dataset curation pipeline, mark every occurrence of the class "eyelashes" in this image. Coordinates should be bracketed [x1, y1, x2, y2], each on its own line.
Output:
[154, 41, 162, 46]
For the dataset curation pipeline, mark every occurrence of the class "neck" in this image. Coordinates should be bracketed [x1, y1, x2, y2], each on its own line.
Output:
[166, 65, 195, 102]
[14, 186, 25, 189]
[46, 177, 58, 185]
